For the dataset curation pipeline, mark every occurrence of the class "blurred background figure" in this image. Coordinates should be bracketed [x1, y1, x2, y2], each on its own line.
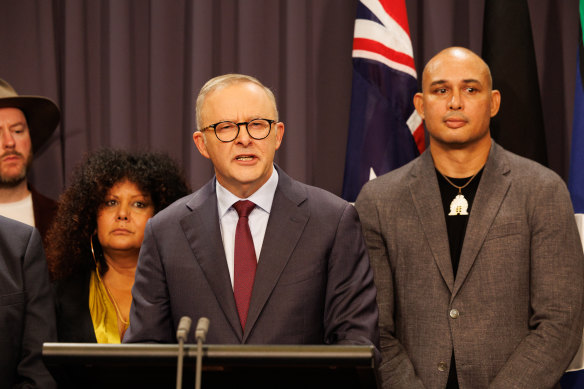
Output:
[46, 149, 190, 343]
[0, 215, 56, 388]
[0, 79, 60, 244]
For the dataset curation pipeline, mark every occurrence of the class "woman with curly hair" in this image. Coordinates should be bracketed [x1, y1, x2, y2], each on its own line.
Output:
[46, 149, 190, 343]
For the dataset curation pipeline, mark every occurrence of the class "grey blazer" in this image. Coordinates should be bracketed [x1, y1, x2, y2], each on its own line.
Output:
[0, 216, 56, 389]
[355, 142, 584, 389]
[124, 165, 379, 348]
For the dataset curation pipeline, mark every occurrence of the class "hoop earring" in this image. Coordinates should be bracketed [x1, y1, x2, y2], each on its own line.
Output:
[90, 234, 99, 270]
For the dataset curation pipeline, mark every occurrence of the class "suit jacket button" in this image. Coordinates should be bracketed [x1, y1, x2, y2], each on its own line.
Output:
[449, 309, 459, 319]
[438, 361, 448, 372]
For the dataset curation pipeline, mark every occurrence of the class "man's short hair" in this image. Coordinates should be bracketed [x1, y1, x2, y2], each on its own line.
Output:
[195, 74, 279, 130]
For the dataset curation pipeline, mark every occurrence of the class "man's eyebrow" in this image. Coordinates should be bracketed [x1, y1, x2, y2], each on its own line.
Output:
[429, 79, 481, 87]
[429, 80, 447, 87]
[8, 122, 26, 129]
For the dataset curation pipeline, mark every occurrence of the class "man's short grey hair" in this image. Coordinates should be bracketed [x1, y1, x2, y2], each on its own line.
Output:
[195, 73, 279, 130]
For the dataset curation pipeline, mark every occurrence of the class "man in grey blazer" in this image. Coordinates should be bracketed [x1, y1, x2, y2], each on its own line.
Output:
[124, 74, 378, 349]
[355, 47, 584, 388]
[0, 215, 56, 388]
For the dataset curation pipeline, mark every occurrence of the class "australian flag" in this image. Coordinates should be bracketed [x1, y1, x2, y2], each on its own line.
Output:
[342, 0, 424, 202]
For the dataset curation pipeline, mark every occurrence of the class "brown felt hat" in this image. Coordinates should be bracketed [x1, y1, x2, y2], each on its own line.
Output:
[0, 79, 60, 153]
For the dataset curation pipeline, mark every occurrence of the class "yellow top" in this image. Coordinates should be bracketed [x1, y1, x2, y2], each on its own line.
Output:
[88, 270, 129, 344]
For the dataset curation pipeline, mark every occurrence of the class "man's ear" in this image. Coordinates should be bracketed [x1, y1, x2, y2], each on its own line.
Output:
[193, 131, 210, 159]
[413, 92, 425, 120]
[490, 89, 501, 117]
[274, 122, 285, 150]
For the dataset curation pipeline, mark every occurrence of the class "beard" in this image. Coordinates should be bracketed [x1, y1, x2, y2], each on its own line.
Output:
[0, 151, 32, 188]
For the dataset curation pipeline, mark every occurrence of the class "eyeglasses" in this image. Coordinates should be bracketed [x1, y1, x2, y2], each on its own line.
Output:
[199, 118, 276, 142]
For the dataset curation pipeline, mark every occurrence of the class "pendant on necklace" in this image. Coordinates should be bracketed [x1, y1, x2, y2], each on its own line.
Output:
[449, 194, 469, 216]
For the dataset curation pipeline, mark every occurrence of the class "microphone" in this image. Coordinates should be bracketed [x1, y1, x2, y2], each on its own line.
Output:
[194, 317, 210, 389]
[177, 316, 192, 342]
[195, 317, 210, 342]
[175, 316, 192, 389]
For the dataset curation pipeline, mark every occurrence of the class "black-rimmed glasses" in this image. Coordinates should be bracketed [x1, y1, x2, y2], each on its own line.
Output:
[199, 118, 276, 142]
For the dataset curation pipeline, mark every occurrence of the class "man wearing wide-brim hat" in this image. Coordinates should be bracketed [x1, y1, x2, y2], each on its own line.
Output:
[0, 78, 60, 243]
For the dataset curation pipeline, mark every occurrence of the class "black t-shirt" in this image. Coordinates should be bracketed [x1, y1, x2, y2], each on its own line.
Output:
[436, 168, 483, 278]
[436, 167, 483, 389]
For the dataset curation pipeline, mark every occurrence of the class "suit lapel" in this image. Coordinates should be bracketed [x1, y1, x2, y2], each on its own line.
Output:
[453, 143, 511, 297]
[242, 168, 309, 342]
[179, 180, 243, 339]
[410, 150, 455, 291]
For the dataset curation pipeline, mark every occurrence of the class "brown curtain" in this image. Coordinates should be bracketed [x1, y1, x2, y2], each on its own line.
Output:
[0, 0, 577, 200]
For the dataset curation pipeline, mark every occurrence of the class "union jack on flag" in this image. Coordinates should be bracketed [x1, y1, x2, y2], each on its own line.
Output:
[342, 0, 424, 202]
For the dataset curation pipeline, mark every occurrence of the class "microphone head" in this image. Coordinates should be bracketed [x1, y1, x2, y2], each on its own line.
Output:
[195, 317, 210, 342]
[176, 316, 192, 342]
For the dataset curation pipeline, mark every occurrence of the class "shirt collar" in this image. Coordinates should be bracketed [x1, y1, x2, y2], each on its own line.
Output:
[216, 165, 279, 218]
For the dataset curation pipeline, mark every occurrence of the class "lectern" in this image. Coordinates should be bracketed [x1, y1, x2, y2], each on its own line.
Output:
[43, 343, 378, 388]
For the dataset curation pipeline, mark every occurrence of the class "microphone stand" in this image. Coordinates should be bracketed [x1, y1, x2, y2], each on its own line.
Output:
[195, 317, 210, 389]
[176, 316, 192, 389]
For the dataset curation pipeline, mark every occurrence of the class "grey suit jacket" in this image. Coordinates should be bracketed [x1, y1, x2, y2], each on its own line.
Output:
[0, 216, 56, 389]
[124, 166, 379, 348]
[355, 142, 584, 389]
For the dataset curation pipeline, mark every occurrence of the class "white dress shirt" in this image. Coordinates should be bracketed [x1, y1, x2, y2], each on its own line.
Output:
[216, 166, 279, 288]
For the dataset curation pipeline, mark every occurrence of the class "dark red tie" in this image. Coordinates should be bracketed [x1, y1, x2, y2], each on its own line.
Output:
[233, 200, 257, 330]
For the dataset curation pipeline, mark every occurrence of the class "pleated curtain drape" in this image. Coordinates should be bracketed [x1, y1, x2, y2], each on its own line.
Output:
[0, 0, 577, 200]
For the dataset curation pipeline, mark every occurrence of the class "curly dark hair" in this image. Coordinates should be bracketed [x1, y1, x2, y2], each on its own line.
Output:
[46, 148, 190, 281]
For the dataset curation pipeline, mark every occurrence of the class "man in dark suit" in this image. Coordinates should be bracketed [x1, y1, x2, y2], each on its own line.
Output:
[0, 79, 60, 243]
[0, 215, 56, 388]
[124, 74, 378, 348]
[355, 47, 584, 388]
